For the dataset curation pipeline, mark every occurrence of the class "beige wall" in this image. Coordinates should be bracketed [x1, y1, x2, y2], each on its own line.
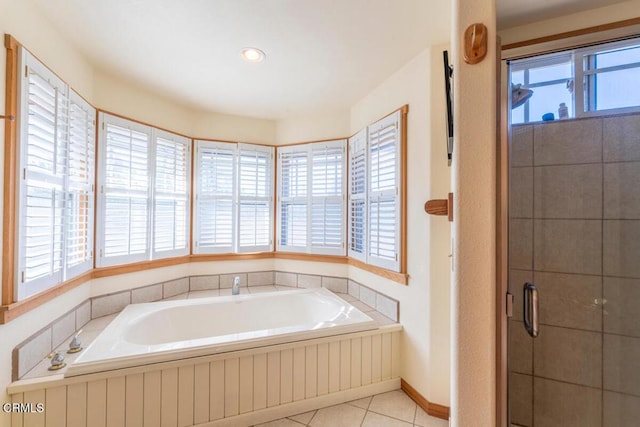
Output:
[451, 0, 497, 425]
[275, 111, 351, 145]
[499, 0, 640, 45]
[94, 71, 278, 144]
[350, 46, 452, 406]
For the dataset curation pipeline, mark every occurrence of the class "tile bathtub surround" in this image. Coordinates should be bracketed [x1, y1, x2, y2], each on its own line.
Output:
[189, 274, 220, 291]
[297, 274, 322, 289]
[13, 299, 94, 380]
[275, 271, 297, 287]
[248, 271, 275, 286]
[91, 289, 131, 318]
[162, 277, 190, 298]
[131, 283, 163, 304]
[14, 272, 399, 380]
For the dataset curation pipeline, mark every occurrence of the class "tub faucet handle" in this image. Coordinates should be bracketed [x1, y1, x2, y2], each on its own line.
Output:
[68, 329, 83, 354]
[47, 351, 66, 371]
[232, 276, 241, 295]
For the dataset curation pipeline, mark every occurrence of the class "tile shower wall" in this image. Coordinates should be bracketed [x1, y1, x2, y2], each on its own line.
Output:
[509, 113, 640, 427]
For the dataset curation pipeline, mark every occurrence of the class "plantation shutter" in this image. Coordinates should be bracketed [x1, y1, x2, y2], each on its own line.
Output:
[17, 50, 97, 300]
[277, 140, 346, 255]
[238, 144, 273, 252]
[194, 141, 236, 253]
[17, 52, 68, 298]
[348, 129, 367, 262]
[367, 111, 401, 271]
[310, 141, 346, 255]
[153, 131, 190, 258]
[277, 147, 309, 252]
[65, 91, 96, 278]
[98, 114, 151, 267]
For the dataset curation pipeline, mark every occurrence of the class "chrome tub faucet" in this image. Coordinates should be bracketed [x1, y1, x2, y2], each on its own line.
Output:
[232, 276, 241, 295]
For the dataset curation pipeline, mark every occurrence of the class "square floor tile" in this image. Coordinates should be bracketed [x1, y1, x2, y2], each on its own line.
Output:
[414, 406, 449, 427]
[347, 396, 372, 410]
[362, 411, 412, 426]
[288, 410, 316, 425]
[309, 404, 365, 427]
[368, 390, 416, 423]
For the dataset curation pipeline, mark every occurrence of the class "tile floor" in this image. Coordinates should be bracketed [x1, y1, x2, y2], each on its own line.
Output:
[254, 389, 449, 427]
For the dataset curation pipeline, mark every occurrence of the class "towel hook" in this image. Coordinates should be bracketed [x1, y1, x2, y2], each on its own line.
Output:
[0, 114, 15, 122]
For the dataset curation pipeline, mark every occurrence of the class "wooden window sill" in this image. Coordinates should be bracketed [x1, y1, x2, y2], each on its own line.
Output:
[1, 253, 407, 324]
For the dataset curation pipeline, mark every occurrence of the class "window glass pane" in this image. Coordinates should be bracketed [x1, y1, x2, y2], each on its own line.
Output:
[591, 44, 640, 68]
[511, 70, 524, 86]
[529, 61, 572, 84]
[527, 83, 573, 122]
[511, 104, 525, 125]
[592, 68, 640, 110]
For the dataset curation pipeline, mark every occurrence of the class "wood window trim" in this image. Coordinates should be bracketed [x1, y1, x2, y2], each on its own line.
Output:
[2, 34, 19, 307]
[1, 34, 410, 323]
[501, 17, 640, 52]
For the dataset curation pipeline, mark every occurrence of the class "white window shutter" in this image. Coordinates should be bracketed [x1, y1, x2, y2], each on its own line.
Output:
[194, 141, 236, 254]
[348, 129, 367, 262]
[238, 144, 274, 253]
[367, 111, 401, 271]
[277, 146, 309, 252]
[310, 141, 346, 255]
[152, 131, 190, 258]
[65, 90, 96, 279]
[97, 114, 151, 267]
[277, 140, 346, 256]
[17, 51, 68, 299]
[17, 50, 96, 300]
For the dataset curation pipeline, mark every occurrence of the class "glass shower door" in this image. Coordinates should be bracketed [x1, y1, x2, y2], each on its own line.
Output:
[507, 102, 640, 427]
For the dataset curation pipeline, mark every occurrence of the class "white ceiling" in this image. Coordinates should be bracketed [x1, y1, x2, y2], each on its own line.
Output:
[32, 0, 630, 119]
[33, 0, 450, 120]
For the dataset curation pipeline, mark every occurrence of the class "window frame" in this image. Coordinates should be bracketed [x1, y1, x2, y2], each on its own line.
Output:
[15, 48, 97, 300]
[193, 140, 274, 255]
[237, 143, 275, 253]
[96, 113, 153, 267]
[510, 37, 640, 123]
[276, 140, 347, 256]
[348, 111, 403, 273]
[347, 129, 368, 263]
[151, 129, 192, 260]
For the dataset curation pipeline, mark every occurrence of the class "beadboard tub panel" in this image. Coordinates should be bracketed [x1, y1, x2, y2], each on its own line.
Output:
[9, 327, 401, 427]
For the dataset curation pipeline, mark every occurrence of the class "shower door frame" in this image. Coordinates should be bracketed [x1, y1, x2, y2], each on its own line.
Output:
[495, 19, 640, 427]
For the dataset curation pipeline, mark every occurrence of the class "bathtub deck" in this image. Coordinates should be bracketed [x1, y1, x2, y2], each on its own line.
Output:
[20, 286, 397, 381]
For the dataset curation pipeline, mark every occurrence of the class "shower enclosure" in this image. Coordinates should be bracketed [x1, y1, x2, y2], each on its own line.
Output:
[505, 37, 640, 426]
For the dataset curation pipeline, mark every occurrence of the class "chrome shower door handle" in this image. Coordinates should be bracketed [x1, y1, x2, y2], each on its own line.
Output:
[523, 282, 539, 338]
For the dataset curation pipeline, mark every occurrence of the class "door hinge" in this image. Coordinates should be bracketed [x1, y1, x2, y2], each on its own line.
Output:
[25, 65, 29, 78]
[21, 271, 25, 283]
[506, 292, 514, 318]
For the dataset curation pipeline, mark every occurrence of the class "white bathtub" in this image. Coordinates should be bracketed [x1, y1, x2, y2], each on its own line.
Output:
[65, 288, 376, 376]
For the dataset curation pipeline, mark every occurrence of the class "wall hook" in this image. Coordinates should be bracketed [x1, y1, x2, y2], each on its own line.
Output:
[0, 114, 15, 122]
[463, 23, 487, 64]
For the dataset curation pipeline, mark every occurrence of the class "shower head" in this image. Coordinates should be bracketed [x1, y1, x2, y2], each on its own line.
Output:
[511, 84, 533, 109]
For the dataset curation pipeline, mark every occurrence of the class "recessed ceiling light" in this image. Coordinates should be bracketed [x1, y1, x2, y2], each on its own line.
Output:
[240, 47, 266, 63]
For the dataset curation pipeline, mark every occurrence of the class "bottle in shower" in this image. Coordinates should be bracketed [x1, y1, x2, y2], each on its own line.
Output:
[558, 102, 568, 120]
